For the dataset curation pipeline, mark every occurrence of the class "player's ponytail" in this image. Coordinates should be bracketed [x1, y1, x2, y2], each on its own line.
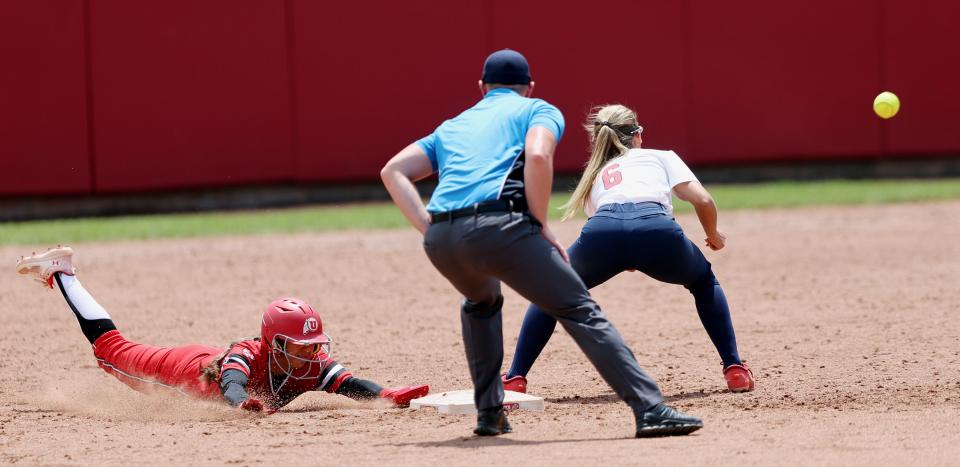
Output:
[561, 104, 639, 220]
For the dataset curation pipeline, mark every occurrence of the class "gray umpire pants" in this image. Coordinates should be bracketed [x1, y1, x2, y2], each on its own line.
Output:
[423, 211, 664, 412]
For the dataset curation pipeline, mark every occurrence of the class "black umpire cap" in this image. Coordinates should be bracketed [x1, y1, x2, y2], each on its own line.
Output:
[481, 49, 531, 85]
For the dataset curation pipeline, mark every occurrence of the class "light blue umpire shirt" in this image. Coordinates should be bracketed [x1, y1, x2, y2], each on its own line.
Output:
[416, 88, 565, 213]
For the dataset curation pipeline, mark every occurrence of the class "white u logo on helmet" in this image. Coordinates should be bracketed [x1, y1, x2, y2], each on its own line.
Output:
[303, 317, 319, 335]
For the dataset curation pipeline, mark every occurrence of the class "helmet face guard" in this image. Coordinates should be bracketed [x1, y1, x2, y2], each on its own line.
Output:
[269, 332, 332, 380]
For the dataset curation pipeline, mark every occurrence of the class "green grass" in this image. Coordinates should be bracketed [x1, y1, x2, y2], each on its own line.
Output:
[671, 178, 960, 213]
[0, 202, 410, 245]
[2, 178, 960, 245]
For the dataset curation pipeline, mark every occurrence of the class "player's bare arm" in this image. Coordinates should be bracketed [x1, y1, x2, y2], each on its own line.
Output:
[674, 180, 725, 250]
[381, 143, 434, 234]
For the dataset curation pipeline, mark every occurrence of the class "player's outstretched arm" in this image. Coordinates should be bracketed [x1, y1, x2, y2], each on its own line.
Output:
[673, 181, 725, 250]
[381, 144, 435, 235]
[334, 376, 429, 408]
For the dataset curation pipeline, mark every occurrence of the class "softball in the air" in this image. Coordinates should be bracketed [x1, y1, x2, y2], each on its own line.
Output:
[873, 91, 900, 119]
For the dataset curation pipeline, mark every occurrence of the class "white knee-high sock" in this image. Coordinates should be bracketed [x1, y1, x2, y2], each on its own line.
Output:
[59, 274, 111, 320]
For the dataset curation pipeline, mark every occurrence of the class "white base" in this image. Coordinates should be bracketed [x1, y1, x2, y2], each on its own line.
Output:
[409, 389, 544, 415]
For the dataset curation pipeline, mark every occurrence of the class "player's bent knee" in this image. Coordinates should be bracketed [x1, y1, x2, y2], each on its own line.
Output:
[685, 270, 719, 293]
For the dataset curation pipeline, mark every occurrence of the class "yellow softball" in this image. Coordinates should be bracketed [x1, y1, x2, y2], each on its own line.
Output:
[873, 91, 900, 119]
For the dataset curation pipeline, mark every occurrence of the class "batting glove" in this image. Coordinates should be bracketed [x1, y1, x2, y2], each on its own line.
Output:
[239, 397, 266, 412]
[379, 384, 430, 407]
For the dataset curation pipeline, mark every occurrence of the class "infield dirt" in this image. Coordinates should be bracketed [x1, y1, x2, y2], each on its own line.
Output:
[2, 201, 958, 466]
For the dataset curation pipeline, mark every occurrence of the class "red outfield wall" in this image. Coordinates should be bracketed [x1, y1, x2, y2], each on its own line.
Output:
[0, 1, 91, 196]
[1, 1, 958, 196]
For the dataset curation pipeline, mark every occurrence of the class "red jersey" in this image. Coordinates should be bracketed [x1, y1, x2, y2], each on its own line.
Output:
[219, 338, 352, 409]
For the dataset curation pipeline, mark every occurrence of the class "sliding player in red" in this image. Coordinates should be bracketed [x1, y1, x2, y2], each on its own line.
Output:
[16, 246, 429, 413]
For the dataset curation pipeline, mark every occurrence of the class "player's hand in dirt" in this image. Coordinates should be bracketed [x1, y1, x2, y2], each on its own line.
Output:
[380, 385, 430, 407]
[705, 230, 726, 251]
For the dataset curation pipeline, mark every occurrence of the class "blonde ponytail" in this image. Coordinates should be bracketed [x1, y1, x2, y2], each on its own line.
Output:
[561, 104, 640, 220]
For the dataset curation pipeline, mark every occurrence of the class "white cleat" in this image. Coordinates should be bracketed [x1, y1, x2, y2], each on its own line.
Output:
[16, 245, 76, 289]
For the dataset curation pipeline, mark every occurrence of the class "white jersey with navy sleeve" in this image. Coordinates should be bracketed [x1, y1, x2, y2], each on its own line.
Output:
[585, 148, 698, 216]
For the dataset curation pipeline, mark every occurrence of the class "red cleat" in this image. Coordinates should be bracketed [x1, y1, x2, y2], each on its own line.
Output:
[501, 374, 527, 393]
[723, 363, 755, 393]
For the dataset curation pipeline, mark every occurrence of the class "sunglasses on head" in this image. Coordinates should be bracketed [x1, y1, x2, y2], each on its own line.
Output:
[597, 121, 643, 135]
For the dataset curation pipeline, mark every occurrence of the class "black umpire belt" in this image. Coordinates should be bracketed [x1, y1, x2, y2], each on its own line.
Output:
[430, 200, 526, 223]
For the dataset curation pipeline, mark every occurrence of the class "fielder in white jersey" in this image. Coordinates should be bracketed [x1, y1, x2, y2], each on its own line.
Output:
[585, 148, 697, 217]
[504, 104, 755, 395]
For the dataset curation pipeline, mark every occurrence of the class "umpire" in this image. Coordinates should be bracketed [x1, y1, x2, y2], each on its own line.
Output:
[381, 49, 703, 438]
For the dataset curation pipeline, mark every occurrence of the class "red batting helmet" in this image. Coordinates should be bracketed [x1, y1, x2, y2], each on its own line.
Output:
[261, 297, 332, 383]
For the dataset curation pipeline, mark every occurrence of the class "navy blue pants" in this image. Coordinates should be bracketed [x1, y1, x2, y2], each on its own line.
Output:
[508, 202, 742, 378]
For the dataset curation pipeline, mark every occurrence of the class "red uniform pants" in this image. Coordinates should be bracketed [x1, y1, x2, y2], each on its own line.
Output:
[91, 330, 222, 400]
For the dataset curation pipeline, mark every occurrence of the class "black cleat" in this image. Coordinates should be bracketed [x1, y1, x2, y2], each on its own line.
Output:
[635, 403, 704, 438]
[474, 405, 513, 436]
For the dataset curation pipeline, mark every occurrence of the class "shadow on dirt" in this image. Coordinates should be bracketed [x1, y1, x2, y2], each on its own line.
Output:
[545, 389, 726, 405]
[379, 435, 639, 449]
